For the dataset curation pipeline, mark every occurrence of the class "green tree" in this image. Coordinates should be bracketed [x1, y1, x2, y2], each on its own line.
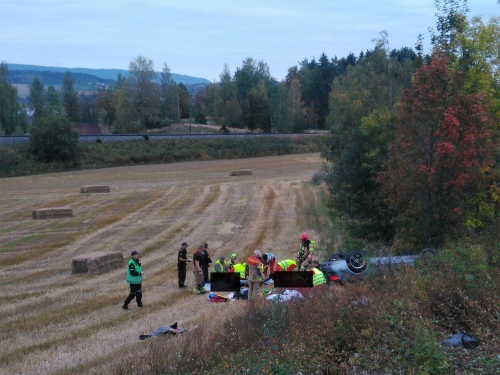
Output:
[29, 77, 45, 123]
[45, 86, 62, 114]
[62, 71, 80, 122]
[117, 55, 161, 131]
[324, 42, 416, 239]
[29, 112, 79, 162]
[0, 61, 28, 135]
[242, 80, 271, 132]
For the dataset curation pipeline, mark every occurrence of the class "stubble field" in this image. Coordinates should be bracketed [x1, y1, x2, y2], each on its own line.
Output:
[0, 153, 327, 374]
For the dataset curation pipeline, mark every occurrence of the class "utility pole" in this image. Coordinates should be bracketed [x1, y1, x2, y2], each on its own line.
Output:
[176, 90, 180, 124]
[189, 92, 192, 134]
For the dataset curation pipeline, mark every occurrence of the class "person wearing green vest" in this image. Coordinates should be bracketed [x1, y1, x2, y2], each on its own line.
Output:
[122, 250, 144, 310]
[211, 256, 227, 273]
[311, 260, 326, 288]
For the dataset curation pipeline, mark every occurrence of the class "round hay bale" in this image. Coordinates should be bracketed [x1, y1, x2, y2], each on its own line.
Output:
[71, 251, 124, 274]
[229, 170, 253, 176]
[32, 207, 73, 220]
[80, 185, 110, 193]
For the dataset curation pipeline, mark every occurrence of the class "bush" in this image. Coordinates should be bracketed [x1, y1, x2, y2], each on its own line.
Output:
[29, 113, 79, 162]
[195, 112, 207, 124]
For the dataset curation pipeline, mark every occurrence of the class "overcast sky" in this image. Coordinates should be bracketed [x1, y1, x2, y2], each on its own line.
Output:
[2, 1, 498, 81]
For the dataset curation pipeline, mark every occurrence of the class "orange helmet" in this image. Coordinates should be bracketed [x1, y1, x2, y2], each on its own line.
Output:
[300, 233, 309, 241]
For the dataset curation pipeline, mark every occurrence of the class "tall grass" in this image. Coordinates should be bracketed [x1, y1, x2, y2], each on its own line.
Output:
[0, 136, 328, 178]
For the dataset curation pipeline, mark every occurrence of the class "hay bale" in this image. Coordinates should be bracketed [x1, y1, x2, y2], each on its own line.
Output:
[80, 185, 110, 193]
[229, 170, 253, 176]
[32, 207, 73, 220]
[71, 251, 124, 274]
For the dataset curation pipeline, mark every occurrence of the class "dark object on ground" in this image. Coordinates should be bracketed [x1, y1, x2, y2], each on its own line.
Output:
[320, 248, 435, 283]
[443, 332, 480, 349]
[139, 322, 188, 340]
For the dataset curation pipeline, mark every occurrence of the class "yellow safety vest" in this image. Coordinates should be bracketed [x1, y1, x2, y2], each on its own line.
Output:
[312, 268, 326, 287]
[233, 263, 246, 279]
[211, 260, 226, 273]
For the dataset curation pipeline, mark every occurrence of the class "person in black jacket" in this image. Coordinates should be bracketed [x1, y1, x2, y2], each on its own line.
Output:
[177, 242, 191, 288]
[202, 242, 212, 284]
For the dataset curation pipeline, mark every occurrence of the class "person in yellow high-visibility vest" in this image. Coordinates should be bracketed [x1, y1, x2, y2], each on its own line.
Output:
[311, 260, 326, 288]
[276, 259, 297, 272]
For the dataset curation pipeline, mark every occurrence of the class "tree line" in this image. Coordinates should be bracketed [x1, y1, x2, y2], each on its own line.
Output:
[324, 0, 500, 248]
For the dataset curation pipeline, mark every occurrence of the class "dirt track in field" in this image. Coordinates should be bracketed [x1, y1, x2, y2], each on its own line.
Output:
[0, 153, 326, 374]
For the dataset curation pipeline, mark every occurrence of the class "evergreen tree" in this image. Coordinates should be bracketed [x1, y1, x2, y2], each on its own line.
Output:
[0, 61, 28, 135]
[29, 77, 45, 123]
[62, 71, 80, 122]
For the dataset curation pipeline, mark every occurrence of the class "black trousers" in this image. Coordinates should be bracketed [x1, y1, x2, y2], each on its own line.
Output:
[124, 283, 142, 307]
[202, 266, 209, 284]
[178, 266, 186, 286]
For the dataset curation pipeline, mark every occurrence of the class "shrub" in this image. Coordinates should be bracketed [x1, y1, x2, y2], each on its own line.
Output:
[29, 113, 79, 162]
[195, 112, 207, 124]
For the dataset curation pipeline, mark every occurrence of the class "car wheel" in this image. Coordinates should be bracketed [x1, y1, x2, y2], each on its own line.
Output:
[330, 252, 346, 261]
[346, 250, 367, 273]
[420, 248, 435, 259]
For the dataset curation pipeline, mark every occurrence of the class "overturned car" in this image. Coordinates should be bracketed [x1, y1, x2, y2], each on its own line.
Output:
[319, 248, 435, 283]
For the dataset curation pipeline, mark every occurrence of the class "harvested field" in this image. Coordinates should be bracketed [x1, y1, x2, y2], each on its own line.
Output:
[0, 153, 327, 375]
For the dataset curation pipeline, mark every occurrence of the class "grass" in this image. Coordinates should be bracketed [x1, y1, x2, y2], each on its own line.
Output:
[0, 135, 328, 178]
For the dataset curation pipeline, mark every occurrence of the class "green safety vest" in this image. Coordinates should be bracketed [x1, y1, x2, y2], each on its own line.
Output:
[312, 267, 326, 287]
[126, 259, 142, 284]
[233, 263, 246, 279]
[211, 260, 226, 273]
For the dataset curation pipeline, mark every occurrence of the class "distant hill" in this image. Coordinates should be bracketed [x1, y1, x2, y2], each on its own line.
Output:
[7, 63, 211, 85]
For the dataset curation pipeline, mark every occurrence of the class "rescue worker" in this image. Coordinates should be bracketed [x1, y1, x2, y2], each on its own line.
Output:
[276, 259, 297, 272]
[122, 250, 144, 310]
[192, 245, 206, 294]
[202, 242, 212, 284]
[229, 253, 238, 269]
[300, 254, 313, 271]
[177, 242, 191, 288]
[245, 250, 262, 299]
[211, 256, 227, 273]
[298, 233, 315, 269]
[232, 261, 246, 280]
[261, 252, 276, 280]
[311, 260, 327, 287]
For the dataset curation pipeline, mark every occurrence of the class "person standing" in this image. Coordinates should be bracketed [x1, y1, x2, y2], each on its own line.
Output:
[192, 245, 206, 294]
[245, 250, 262, 299]
[202, 242, 212, 284]
[178, 242, 191, 288]
[122, 250, 144, 310]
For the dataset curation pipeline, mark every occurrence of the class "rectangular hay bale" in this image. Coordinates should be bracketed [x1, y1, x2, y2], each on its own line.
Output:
[32, 207, 73, 220]
[80, 185, 110, 193]
[229, 170, 253, 176]
[71, 251, 124, 274]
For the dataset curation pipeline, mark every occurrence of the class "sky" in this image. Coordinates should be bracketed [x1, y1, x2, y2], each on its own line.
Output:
[2, 1, 498, 82]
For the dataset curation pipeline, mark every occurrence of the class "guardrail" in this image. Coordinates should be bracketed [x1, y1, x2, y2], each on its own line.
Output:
[0, 133, 320, 145]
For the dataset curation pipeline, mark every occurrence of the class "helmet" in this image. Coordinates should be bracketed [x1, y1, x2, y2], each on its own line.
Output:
[231, 253, 238, 260]
[300, 233, 309, 241]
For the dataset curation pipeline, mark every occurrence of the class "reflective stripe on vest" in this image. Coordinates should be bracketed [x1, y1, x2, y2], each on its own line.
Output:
[312, 267, 326, 287]
[277, 259, 296, 270]
[126, 259, 142, 284]
[211, 260, 226, 273]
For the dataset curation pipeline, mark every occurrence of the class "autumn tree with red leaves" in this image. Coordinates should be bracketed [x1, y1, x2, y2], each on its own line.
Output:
[379, 53, 498, 246]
